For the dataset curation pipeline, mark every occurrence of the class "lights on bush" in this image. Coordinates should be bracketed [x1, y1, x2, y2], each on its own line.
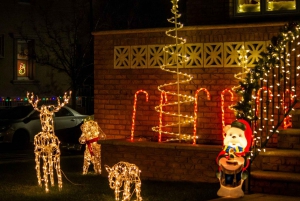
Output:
[27, 91, 71, 192]
[105, 161, 142, 201]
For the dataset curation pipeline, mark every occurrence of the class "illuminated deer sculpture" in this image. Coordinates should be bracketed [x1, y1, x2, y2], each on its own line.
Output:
[27, 91, 71, 193]
[105, 161, 142, 201]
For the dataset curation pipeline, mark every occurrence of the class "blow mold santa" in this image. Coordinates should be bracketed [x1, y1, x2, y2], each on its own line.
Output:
[216, 119, 253, 198]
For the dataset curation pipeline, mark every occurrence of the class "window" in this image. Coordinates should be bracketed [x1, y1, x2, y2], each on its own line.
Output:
[12, 39, 37, 84]
[235, 0, 298, 15]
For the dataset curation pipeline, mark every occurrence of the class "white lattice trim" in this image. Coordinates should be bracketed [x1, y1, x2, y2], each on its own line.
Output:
[113, 41, 270, 69]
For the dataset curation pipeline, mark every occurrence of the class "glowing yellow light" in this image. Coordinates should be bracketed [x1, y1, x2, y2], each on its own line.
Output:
[152, 0, 195, 142]
[79, 116, 106, 174]
[105, 162, 142, 201]
[19, 63, 26, 75]
[27, 91, 71, 192]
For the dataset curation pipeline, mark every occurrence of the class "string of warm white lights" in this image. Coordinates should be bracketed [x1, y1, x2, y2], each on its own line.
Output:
[105, 162, 142, 201]
[193, 88, 210, 144]
[79, 116, 106, 175]
[231, 22, 300, 160]
[131, 90, 149, 141]
[152, 0, 195, 142]
[27, 91, 71, 192]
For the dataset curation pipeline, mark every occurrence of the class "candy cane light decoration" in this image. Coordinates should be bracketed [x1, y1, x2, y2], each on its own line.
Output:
[193, 88, 210, 144]
[131, 90, 148, 141]
[221, 89, 234, 137]
[255, 86, 273, 117]
[282, 89, 294, 128]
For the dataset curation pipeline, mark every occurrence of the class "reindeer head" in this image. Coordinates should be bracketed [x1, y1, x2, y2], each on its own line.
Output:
[27, 91, 72, 133]
[27, 91, 72, 114]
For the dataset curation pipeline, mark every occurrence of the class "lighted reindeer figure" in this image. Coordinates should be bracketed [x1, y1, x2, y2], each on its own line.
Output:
[105, 161, 142, 201]
[79, 116, 106, 175]
[27, 91, 71, 193]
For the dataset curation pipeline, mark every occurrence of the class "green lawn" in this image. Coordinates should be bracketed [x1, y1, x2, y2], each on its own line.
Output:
[0, 154, 220, 201]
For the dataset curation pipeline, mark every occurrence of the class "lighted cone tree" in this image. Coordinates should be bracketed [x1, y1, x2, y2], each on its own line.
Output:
[152, 0, 195, 142]
[27, 91, 71, 193]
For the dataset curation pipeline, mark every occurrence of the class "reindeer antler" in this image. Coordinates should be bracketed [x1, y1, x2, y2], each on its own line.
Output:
[27, 92, 41, 112]
[54, 91, 72, 111]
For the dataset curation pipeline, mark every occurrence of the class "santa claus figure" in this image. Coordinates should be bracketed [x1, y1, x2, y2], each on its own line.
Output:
[216, 119, 253, 198]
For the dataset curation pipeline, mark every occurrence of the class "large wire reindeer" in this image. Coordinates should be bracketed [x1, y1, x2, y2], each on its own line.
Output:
[27, 91, 71, 193]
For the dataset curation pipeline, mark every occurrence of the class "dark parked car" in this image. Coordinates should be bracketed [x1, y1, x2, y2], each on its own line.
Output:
[0, 105, 88, 150]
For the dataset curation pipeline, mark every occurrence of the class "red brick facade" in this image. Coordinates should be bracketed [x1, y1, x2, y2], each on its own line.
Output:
[93, 22, 284, 145]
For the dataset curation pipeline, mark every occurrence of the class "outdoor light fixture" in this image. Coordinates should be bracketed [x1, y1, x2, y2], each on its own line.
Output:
[27, 91, 71, 193]
[79, 116, 106, 174]
[105, 161, 142, 201]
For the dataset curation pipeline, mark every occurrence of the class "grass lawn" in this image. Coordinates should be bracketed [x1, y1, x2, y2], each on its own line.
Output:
[0, 154, 220, 201]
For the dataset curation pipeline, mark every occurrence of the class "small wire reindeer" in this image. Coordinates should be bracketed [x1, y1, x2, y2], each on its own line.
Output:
[79, 116, 106, 175]
[105, 161, 142, 201]
[27, 91, 71, 192]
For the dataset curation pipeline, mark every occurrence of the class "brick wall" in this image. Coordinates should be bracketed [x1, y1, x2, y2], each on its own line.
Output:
[93, 22, 284, 145]
[100, 139, 220, 183]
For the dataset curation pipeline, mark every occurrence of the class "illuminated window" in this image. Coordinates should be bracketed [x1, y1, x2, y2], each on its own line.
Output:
[13, 39, 36, 82]
[266, 0, 296, 11]
[235, 0, 298, 15]
[237, 0, 261, 13]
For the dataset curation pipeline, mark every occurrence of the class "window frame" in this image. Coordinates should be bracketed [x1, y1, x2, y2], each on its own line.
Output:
[11, 37, 38, 85]
[234, 0, 300, 17]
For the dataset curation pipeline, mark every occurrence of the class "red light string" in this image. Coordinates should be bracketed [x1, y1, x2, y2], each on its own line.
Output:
[193, 88, 210, 144]
[131, 90, 149, 141]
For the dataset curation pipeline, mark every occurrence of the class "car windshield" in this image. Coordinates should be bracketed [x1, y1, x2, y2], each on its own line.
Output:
[0, 106, 33, 119]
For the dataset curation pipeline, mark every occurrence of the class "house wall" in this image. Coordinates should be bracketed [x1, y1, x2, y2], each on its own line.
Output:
[93, 22, 284, 145]
[100, 139, 221, 183]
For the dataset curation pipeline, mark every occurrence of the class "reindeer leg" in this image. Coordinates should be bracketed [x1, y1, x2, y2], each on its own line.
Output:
[42, 153, 49, 192]
[34, 150, 42, 187]
[115, 186, 120, 201]
[48, 151, 55, 186]
[83, 149, 90, 175]
[136, 180, 142, 201]
[93, 145, 101, 174]
[53, 143, 63, 191]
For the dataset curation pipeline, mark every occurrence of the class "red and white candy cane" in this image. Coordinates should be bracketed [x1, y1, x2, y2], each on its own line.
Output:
[193, 88, 210, 145]
[131, 90, 149, 141]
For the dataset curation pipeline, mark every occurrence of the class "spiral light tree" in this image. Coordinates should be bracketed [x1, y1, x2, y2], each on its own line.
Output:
[152, 0, 195, 142]
[27, 91, 71, 193]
